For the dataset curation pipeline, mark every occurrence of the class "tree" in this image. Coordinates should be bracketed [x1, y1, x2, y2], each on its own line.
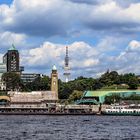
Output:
[99, 71, 119, 86]
[40, 76, 51, 90]
[68, 90, 83, 103]
[128, 77, 139, 89]
[2, 72, 22, 91]
[104, 94, 121, 104]
[23, 75, 51, 91]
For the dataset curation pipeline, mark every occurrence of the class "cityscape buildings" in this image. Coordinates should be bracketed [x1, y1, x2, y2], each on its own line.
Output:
[0, 44, 59, 107]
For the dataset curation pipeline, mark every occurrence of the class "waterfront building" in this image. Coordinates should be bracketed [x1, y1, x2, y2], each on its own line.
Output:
[0, 65, 59, 107]
[3, 44, 20, 72]
[0, 63, 7, 90]
[76, 90, 140, 105]
[8, 91, 58, 108]
[51, 65, 58, 96]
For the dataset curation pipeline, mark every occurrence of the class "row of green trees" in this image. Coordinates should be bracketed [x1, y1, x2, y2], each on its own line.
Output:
[2, 72, 51, 91]
[105, 94, 140, 104]
[1, 71, 140, 101]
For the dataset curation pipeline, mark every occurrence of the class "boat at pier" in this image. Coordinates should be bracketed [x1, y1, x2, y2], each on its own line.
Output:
[102, 104, 140, 116]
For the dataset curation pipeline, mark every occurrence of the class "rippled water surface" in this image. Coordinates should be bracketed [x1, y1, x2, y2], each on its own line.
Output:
[0, 115, 140, 140]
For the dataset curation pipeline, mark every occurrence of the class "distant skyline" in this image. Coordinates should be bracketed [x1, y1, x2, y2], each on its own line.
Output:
[0, 0, 140, 79]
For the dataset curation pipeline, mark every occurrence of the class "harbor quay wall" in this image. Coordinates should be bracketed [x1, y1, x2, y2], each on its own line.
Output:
[0, 104, 110, 114]
[56, 104, 110, 113]
[91, 105, 110, 112]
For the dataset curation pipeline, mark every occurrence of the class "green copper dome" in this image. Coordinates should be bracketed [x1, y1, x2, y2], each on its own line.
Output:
[8, 44, 17, 51]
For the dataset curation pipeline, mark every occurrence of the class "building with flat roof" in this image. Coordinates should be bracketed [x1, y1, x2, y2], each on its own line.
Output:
[21, 73, 40, 83]
[8, 91, 58, 108]
[76, 90, 140, 105]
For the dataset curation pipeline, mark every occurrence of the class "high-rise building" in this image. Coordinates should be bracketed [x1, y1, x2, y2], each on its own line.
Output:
[51, 65, 58, 96]
[3, 44, 19, 72]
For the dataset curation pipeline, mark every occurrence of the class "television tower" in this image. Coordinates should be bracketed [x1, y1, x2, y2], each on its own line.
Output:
[63, 46, 70, 82]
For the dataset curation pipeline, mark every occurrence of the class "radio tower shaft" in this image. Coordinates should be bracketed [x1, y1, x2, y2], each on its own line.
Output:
[63, 46, 70, 82]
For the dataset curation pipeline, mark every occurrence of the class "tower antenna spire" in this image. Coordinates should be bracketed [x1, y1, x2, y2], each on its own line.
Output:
[63, 45, 70, 82]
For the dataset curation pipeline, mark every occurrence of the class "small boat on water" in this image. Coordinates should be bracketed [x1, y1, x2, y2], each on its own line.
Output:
[102, 104, 140, 116]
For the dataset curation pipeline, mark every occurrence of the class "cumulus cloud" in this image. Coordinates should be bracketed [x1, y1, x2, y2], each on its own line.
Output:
[19, 39, 140, 78]
[84, 1, 140, 34]
[127, 40, 140, 51]
[0, 0, 140, 38]
[0, 0, 140, 79]
[1, 0, 76, 37]
[21, 41, 99, 71]
[0, 31, 26, 50]
[113, 40, 140, 74]
[68, 0, 101, 5]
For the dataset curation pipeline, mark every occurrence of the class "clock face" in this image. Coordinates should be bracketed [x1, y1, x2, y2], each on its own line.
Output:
[53, 81, 56, 85]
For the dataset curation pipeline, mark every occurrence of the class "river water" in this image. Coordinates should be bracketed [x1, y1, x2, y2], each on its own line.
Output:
[0, 115, 139, 140]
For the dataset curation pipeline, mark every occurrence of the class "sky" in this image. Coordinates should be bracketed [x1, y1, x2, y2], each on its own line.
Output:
[0, 0, 140, 80]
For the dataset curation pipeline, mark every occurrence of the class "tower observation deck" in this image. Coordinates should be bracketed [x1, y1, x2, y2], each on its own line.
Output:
[63, 46, 70, 82]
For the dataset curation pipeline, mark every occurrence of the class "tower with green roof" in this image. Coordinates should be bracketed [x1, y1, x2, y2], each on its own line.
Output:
[3, 44, 19, 72]
[51, 65, 58, 96]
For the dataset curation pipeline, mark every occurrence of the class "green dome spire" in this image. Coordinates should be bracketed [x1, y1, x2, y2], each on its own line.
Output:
[52, 64, 57, 71]
[8, 44, 17, 51]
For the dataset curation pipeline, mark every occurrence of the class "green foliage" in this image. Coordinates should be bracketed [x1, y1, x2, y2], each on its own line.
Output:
[2, 70, 140, 101]
[68, 90, 83, 103]
[104, 93, 140, 104]
[0, 91, 7, 96]
[58, 82, 73, 99]
[128, 77, 139, 89]
[99, 71, 119, 86]
[124, 94, 140, 100]
[104, 94, 121, 104]
[23, 75, 51, 91]
[2, 72, 22, 91]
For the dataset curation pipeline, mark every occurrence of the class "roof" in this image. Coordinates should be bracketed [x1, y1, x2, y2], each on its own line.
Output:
[0, 96, 10, 101]
[52, 65, 57, 70]
[76, 99, 99, 105]
[8, 44, 17, 51]
[84, 90, 140, 97]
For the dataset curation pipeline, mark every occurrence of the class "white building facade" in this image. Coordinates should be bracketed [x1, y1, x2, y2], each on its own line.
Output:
[0, 63, 7, 90]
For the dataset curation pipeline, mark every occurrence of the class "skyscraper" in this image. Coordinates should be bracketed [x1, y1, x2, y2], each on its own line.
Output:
[3, 44, 19, 72]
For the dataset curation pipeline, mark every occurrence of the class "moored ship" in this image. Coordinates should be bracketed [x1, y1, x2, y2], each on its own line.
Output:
[102, 104, 140, 116]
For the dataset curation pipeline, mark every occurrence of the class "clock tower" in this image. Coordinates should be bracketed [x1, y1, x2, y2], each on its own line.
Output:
[51, 65, 58, 96]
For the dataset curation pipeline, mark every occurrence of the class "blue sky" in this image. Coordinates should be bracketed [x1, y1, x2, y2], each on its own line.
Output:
[0, 0, 140, 80]
[0, 0, 12, 5]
